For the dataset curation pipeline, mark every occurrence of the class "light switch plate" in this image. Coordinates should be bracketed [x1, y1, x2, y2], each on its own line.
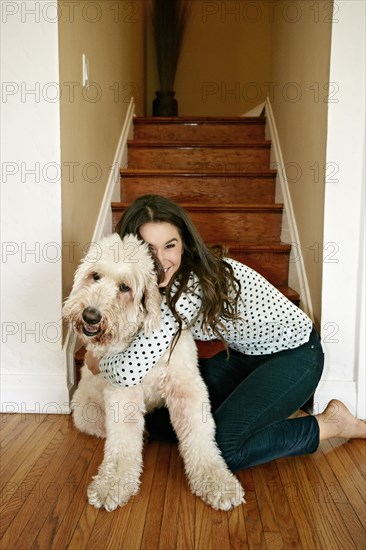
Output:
[82, 54, 89, 88]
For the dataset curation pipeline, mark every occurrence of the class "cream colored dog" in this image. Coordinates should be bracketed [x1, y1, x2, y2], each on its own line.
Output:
[63, 233, 244, 512]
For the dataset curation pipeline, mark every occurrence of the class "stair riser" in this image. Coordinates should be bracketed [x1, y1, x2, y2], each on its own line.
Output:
[112, 209, 282, 244]
[133, 123, 265, 142]
[128, 147, 270, 171]
[228, 249, 290, 287]
[189, 211, 282, 244]
[120, 176, 276, 204]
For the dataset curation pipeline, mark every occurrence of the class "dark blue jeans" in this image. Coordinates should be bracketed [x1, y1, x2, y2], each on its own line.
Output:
[145, 327, 324, 472]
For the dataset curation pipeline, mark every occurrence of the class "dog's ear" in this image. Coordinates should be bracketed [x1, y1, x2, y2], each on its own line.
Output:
[141, 276, 161, 336]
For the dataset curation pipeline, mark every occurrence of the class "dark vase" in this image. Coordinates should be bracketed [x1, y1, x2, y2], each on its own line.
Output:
[153, 90, 178, 116]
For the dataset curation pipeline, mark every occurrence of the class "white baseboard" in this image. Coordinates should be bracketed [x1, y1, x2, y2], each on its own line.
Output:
[1, 374, 71, 414]
[314, 380, 358, 417]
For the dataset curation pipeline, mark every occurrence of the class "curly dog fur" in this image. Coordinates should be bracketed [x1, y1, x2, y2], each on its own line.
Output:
[63, 233, 244, 511]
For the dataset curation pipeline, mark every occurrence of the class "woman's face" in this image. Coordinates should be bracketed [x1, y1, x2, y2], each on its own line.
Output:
[139, 221, 184, 287]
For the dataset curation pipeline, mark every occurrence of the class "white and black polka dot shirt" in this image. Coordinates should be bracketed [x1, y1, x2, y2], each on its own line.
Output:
[100, 259, 313, 386]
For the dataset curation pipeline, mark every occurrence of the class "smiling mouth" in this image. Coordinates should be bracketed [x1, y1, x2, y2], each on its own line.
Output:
[82, 323, 100, 337]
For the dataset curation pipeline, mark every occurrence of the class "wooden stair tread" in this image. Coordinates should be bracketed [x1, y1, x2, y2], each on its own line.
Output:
[128, 140, 271, 148]
[112, 202, 283, 212]
[218, 243, 291, 253]
[120, 168, 277, 177]
[133, 118, 266, 143]
[134, 116, 265, 125]
[179, 203, 283, 213]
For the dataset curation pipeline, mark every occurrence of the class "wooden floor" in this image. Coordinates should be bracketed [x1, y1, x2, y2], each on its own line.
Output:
[0, 414, 365, 550]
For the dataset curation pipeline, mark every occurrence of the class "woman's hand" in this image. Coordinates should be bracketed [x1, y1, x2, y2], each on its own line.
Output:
[85, 350, 100, 375]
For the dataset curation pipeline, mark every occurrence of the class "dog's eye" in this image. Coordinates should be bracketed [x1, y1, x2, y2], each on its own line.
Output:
[92, 272, 101, 281]
[119, 283, 131, 293]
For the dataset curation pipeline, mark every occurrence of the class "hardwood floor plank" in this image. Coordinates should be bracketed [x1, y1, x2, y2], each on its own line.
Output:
[321, 439, 366, 527]
[19, 430, 90, 550]
[1, 414, 62, 477]
[111, 440, 160, 550]
[307, 442, 364, 547]
[264, 531, 284, 549]
[0, 415, 66, 507]
[335, 502, 366, 549]
[251, 466, 279, 532]
[30, 433, 101, 549]
[195, 497, 213, 549]
[158, 445, 183, 550]
[91, 505, 132, 550]
[227, 505, 248, 550]
[176, 453, 196, 550]
[257, 461, 303, 550]
[0, 416, 71, 537]
[276, 458, 324, 549]
[48, 437, 104, 550]
[312, 445, 349, 503]
[90, 513, 128, 549]
[280, 453, 356, 549]
[68, 500, 100, 550]
[211, 508, 230, 550]
[65, 438, 108, 550]
[345, 439, 366, 476]
[327, 439, 365, 496]
[310, 441, 366, 548]
[0, 416, 78, 548]
[1, 413, 41, 448]
[301, 451, 357, 549]
[139, 443, 172, 550]
[239, 469, 266, 550]
[0, 413, 25, 439]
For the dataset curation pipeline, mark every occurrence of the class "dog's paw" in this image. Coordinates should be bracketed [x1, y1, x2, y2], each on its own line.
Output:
[192, 471, 245, 511]
[87, 474, 139, 512]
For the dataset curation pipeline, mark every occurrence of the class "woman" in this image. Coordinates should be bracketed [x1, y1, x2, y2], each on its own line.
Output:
[88, 194, 365, 471]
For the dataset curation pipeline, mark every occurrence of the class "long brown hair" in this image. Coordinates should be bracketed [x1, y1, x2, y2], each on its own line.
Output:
[116, 195, 241, 345]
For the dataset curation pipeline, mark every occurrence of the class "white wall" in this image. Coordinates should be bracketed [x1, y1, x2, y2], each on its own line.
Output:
[1, 4, 69, 412]
[316, 1, 365, 418]
[0, 1, 144, 413]
[269, 1, 332, 328]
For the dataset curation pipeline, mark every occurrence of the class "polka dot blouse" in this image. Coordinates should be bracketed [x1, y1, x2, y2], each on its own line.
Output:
[100, 259, 313, 387]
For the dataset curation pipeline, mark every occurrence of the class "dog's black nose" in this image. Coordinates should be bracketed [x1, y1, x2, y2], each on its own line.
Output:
[82, 307, 102, 325]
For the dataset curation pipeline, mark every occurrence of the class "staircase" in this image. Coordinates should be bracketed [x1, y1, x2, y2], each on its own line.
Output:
[112, 116, 299, 305]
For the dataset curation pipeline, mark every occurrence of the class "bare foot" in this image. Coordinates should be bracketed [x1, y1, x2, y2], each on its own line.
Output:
[316, 399, 366, 441]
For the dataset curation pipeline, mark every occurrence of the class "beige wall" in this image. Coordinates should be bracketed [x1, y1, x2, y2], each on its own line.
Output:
[146, 0, 272, 116]
[59, 0, 145, 299]
[270, 0, 333, 325]
[59, 0, 331, 322]
[146, 1, 332, 324]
